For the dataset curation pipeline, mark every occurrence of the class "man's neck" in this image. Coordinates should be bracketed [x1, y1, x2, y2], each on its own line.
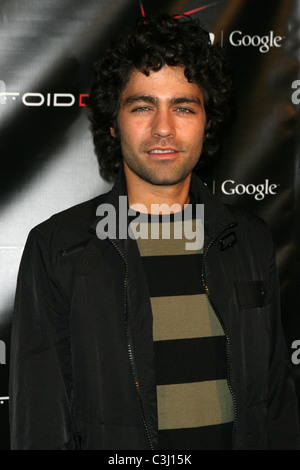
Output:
[124, 167, 191, 215]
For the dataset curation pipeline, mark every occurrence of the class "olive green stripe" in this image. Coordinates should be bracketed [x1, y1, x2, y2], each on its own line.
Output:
[133, 219, 204, 256]
[151, 295, 224, 341]
[157, 380, 234, 430]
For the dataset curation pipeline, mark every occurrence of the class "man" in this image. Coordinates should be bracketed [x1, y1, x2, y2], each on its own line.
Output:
[10, 14, 299, 450]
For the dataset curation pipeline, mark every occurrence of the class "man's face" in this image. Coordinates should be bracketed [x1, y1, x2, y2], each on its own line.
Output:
[111, 65, 206, 186]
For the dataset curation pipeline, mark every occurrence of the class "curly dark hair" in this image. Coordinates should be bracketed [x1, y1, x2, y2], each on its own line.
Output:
[88, 13, 233, 182]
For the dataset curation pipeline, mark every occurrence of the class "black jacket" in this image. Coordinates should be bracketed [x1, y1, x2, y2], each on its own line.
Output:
[9, 170, 300, 450]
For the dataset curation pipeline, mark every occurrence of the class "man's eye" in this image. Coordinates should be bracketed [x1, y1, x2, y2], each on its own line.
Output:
[176, 107, 194, 114]
[132, 106, 150, 113]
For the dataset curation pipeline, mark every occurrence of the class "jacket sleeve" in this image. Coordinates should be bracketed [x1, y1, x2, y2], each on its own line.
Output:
[9, 228, 75, 449]
[267, 241, 300, 449]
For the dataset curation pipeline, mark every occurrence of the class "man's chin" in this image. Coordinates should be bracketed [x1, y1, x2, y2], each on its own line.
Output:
[147, 178, 183, 186]
[141, 170, 191, 187]
[124, 161, 192, 187]
[138, 174, 181, 186]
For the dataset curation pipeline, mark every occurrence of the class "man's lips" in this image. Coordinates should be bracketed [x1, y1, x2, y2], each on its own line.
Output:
[147, 147, 179, 156]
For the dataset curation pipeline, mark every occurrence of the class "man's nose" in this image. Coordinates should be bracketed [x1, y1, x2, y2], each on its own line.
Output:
[151, 108, 175, 138]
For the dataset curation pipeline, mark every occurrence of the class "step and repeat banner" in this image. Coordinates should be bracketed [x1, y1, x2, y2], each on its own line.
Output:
[0, 0, 299, 449]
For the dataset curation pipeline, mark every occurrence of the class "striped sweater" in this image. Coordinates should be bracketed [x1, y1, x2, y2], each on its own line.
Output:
[131, 206, 234, 449]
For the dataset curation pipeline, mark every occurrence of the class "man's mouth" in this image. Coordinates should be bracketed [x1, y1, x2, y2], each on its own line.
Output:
[147, 148, 179, 155]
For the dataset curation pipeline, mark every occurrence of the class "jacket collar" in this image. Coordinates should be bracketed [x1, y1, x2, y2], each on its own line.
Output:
[89, 166, 237, 243]
[89, 166, 128, 241]
[189, 172, 237, 240]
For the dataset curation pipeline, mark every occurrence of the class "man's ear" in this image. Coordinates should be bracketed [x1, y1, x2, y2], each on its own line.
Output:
[204, 120, 211, 139]
[110, 127, 117, 138]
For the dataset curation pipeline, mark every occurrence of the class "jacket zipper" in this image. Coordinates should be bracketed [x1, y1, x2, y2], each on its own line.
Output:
[201, 223, 238, 450]
[108, 239, 154, 450]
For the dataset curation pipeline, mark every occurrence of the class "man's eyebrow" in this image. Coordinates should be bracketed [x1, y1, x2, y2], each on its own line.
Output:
[123, 95, 157, 105]
[122, 95, 202, 106]
[169, 96, 202, 106]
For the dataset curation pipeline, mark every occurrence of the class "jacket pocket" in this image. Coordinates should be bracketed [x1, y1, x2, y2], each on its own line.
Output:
[60, 240, 90, 257]
[234, 281, 270, 407]
[234, 280, 267, 309]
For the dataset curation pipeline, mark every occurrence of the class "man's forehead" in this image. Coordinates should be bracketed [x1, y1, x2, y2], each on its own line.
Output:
[121, 65, 203, 101]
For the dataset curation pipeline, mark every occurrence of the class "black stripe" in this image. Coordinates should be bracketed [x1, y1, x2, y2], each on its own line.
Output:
[154, 336, 227, 385]
[141, 254, 204, 297]
[157, 422, 234, 450]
